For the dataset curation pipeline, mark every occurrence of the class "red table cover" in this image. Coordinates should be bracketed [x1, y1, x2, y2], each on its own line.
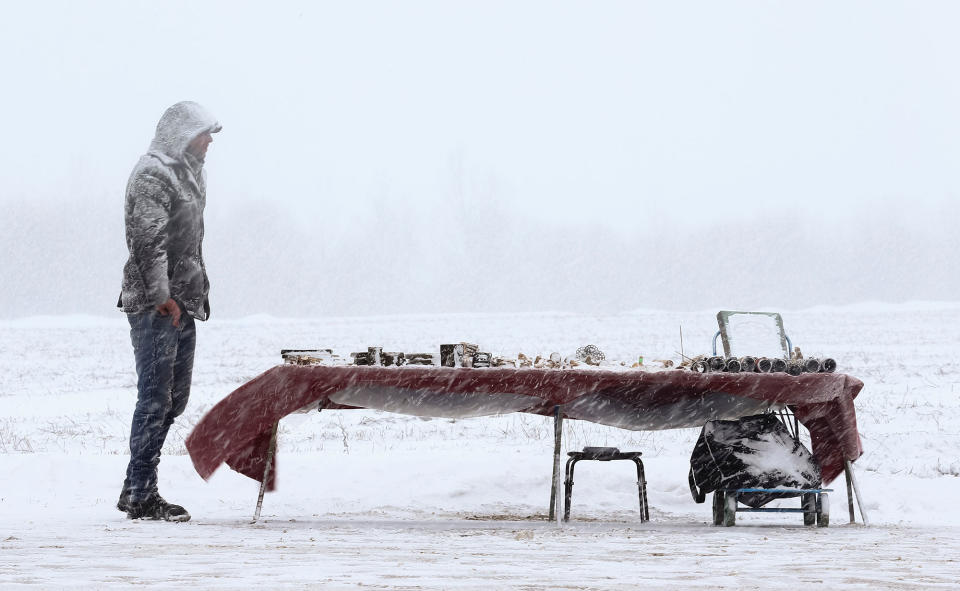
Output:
[185, 365, 863, 491]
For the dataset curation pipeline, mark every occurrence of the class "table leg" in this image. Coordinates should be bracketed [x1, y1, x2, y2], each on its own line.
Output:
[845, 459, 869, 527]
[548, 405, 563, 522]
[845, 462, 855, 524]
[253, 420, 280, 523]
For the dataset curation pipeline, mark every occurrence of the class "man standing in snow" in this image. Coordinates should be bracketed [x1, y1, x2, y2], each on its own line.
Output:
[116, 101, 221, 522]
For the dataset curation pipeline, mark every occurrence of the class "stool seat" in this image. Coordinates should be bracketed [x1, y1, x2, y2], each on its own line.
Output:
[563, 446, 649, 522]
[568, 447, 642, 461]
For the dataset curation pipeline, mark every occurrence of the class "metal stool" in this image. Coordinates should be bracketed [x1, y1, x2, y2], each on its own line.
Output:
[563, 447, 649, 522]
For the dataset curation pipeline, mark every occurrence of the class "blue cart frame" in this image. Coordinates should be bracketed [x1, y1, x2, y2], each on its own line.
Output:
[714, 487, 832, 527]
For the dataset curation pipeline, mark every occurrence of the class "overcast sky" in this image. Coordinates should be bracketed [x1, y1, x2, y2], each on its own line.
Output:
[1, 1, 957, 317]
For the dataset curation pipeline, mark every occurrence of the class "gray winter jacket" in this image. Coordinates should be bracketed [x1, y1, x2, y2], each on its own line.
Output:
[119, 101, 221, 321]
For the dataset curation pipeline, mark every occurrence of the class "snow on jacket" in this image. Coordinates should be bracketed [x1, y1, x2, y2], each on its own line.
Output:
[119, 101, 222, 321]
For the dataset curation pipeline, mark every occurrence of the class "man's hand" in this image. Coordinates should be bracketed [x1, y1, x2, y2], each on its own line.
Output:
[156, 298, 182, 328]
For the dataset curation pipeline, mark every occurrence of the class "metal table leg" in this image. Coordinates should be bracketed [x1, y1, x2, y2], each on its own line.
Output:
[845, 462, 855, 524]
[548, 406, 563, 521]
[252, 420, 279, 523]
[845, 459, 869, 526]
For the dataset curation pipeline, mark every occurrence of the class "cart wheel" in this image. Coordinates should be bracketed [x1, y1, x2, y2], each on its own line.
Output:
[802, 493, 816, 526]
[712, 491, 725, 526]
[722, 492, 737, 527]
[817, 493, 830, 527]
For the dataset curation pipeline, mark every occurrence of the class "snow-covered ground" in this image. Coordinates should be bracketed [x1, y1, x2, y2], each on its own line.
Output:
[2, 304, 960, 589]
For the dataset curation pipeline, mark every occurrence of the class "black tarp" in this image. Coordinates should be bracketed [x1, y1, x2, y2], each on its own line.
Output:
[689, 414, 822, 508]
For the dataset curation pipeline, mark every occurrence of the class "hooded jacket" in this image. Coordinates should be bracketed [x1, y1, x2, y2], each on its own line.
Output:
[119, 101, 222, 321]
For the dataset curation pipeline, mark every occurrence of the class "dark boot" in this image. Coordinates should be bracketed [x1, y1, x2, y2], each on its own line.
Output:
[117, 486, 155, 513]
[117, 491, 132, 513]
[125, 493, 191, 522]
[117, 488, 140, 513]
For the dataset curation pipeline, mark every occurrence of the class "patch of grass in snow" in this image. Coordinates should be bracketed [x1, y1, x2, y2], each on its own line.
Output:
[0, 421, 35, 453]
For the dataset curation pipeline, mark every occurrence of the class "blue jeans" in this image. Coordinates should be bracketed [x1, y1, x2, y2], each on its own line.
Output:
[121, 309, 196, 503]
